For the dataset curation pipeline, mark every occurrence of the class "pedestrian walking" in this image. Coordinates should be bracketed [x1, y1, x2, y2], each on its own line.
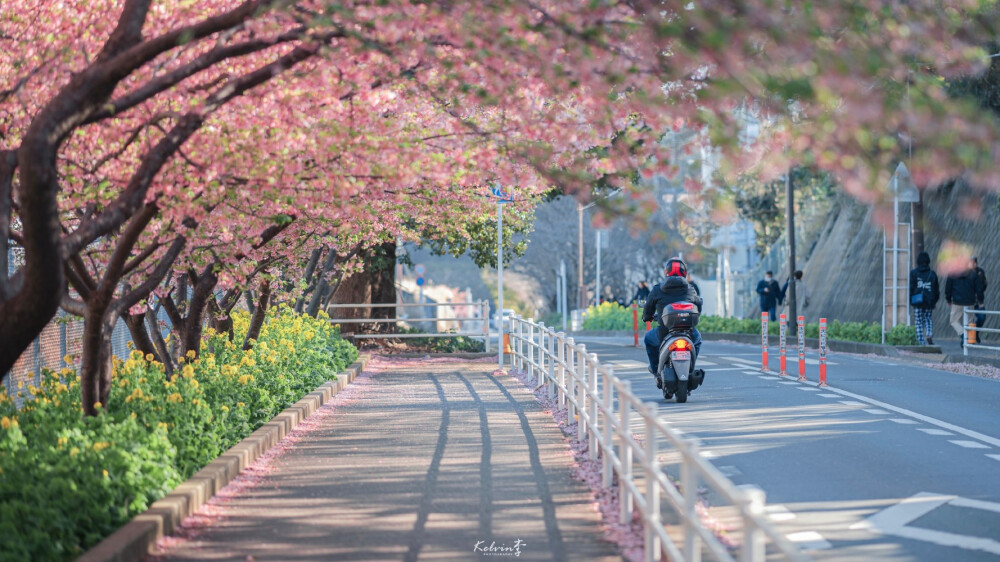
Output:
[756, 271, 781, 321]
[973, 257, 988, 328]
[633, 281, 650, 304]
[945, 257, 985, 347]
[781, 270, 809, 314]
[909, 252, 939, 345]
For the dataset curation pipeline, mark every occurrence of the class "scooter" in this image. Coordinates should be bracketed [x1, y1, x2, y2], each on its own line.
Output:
[656, 302, 705, 403]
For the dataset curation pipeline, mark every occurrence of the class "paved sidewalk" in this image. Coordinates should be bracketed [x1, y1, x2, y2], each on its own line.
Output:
[154, 357, 620, 561]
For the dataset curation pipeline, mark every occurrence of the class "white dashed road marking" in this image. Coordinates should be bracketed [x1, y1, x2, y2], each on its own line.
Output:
[890, 418, 920, 424]
[839, 401, 865, 406]
[950, 440, 991, 449]
[863, 409, 891, 415]
[854, 492, 1000, 555]
[818, 393, 840, 398]
[797, 387, 821, 392]
[917, 428, 954, 436]
[786, 531, 832, 550]
[987, 454, 1000, 463]
[819, 386, 1000, 449]
[765, 505, 796, 522]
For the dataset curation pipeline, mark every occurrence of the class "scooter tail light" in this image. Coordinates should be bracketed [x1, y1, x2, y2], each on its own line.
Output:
[669, 339, 689, 351]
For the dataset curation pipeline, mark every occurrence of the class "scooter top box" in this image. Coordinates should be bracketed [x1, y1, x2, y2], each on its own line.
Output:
[661, 302, 699, 330]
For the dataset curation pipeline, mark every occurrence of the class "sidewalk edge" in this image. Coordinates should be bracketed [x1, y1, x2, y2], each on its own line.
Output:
[76, 354, 371, 562]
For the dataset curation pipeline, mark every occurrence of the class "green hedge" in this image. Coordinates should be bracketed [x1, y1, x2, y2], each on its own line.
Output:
[0, 306, 357, 561]
[579, 304, 917, 346]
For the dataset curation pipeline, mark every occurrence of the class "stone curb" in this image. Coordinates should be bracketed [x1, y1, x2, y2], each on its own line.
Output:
[77, 354, 371, 562]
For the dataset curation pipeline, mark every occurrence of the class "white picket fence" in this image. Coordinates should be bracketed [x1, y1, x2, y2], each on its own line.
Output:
[507, 314, 810, 562]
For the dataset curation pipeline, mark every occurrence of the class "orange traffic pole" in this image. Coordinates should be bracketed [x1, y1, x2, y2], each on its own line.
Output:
[761, 312, 769, 372]
[779, 313, 788, 376]
[633, 303, 639, 347]
[797, 315, 806, 381]
[818, 317, 828, 387]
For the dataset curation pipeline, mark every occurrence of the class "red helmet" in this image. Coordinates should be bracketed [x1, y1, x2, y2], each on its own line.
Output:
[665, 257, 687, 278]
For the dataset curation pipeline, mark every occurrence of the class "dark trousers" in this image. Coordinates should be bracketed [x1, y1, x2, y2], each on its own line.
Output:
[644, 328, 702, 372]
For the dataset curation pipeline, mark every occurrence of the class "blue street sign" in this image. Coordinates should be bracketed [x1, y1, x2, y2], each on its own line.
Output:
[490, 186, 514, 202]
[416, 276, 425, 287]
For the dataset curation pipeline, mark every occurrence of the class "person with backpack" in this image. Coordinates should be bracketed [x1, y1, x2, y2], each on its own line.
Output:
[909, 252, 940, 345]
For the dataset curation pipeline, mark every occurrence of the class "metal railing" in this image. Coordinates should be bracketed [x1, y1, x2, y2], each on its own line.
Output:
[507, 314, 809, 562]
[963, 307, 1000, 354]
[327, 301, 491, 351]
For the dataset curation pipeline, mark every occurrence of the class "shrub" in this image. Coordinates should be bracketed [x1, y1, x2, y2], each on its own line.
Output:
[581, 302, 634, 331]
[0, 306, 357, 561]
[886, 324, 918, 346]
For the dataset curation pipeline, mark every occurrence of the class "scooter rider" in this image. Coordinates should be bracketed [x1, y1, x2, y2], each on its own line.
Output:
[642, 258, 703, 378]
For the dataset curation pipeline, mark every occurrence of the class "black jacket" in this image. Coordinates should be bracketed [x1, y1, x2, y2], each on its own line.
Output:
[633, 286, 650, 302]
[945, 270, 984, 306]
[909, 265, 939, 310]
[756, 278, 781, 309]
[642, 277, 703, 328]
[976, 266, 988, 294]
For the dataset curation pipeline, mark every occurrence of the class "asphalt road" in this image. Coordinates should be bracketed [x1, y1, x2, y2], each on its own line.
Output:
[572, 336, 1000, 562]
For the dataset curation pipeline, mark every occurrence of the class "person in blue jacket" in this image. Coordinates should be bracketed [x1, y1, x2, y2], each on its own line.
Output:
[642, 258, 702, 378]
[756, 271, 781, 321]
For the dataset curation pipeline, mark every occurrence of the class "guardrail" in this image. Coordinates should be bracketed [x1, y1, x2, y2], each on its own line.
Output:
[963, 307, 1000, 354]
[328, 301, 490, 352]
[507, 314, 809, 562]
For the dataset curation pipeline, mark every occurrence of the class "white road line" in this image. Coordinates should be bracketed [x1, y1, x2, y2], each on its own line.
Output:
[765, 505, 796, 522]
[950, 440, 991, 449]
[723, 356, 759, 365]
[786, 531, 832, 550]
[863, 409, 891, 415]
[890, 418, 920, 424]
[987, 454, 1000, 463]
[854, 492, 1000, 555]
[758, 376, 777, 380]
[778, 381, 799, 385]
[698, 360, 718, 366]
[839, 401, 864, 406]
[917, 428, 954, 436]
[797, 387, 821, 392]
[707, 367, 757, 372]
[820, 386, 1000, 449]
[818, 393, 840, 398]
[742, 371, 762, 375]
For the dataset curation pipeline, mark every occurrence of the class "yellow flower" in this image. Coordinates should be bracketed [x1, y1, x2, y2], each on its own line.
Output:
[189, 379, 199, 389]
[130, 350, 143, 361]
[221, 405, 229, 412]
[145, 353, 154, 362]
[93, 402, 102, 409]
[192, 398, 199, 405]
[182, 365, 195, 378]
[130, 412, 137, 420]
[57, 437, 68, 447]
[1, 417, 11, 430]
[64, 355, 73, 364]
[126, 340, 134, 350]
[167, 393, 183, 403]
[157, 422, 168, 431]
[103, 470, 109, 478]
[93, 441, 111, 452]
[70, 447, 80, 457]
[186, 350, 197, 360]
[237, 402, 246, 408]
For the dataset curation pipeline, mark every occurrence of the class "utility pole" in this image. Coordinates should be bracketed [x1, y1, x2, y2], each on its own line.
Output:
[786, 168, 797, 330]
[577, 203, 585, 310]
[911, 191, 924, 267]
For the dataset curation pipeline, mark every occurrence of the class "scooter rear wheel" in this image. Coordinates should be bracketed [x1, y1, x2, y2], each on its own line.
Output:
[675, 380, 688, 403]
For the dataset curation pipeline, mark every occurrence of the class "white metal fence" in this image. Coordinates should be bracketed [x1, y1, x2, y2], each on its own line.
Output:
[507, 314, 809, 562]
[327, 301, 490, 351]
[963, 307, 1000, 354]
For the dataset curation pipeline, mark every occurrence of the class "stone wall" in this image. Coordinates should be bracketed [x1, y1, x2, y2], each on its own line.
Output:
[799, 183, 999, 338]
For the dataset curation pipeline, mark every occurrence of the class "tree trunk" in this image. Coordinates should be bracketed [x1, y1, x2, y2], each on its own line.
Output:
[123, 311, 156, 359]
[179, 269, 217, 359]
[295, 247, 323, 313]
[80, 306, 114, 416]
[243, 281, 271, 350]
[329, 241, 396, 332]
[146, 308, 174, 378]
